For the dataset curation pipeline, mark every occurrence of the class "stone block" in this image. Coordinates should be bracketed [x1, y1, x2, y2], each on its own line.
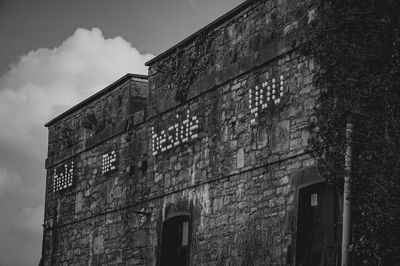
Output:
[273, 120, 290, 152]
[93, 235, 104, 255]
[237, 148, 245, 169]
[75, 192, 83, 214]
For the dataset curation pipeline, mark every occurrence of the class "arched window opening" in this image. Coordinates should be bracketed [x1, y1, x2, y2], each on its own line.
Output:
[160, 215, 190, 266]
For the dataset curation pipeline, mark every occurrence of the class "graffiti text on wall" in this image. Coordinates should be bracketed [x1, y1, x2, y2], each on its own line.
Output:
[249, 75, 285, 125]
[152, 109, 200, 155]
[102, 151, 117, 174]
[53, 161, 74, 192]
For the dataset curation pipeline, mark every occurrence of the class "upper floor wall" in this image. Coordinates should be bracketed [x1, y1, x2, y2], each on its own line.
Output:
[146, 0, 314, 116]
[45, 74, 147, 168]
[43, 74, 147, 222]
[143, 0, 316, 191]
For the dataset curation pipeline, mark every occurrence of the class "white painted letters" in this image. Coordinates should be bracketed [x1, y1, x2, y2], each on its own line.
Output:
[152, 109, 200, 155]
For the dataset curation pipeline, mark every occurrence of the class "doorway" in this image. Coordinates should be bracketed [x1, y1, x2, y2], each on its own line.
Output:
[295, 183, 339, 266]
[160, 215, 190, 266]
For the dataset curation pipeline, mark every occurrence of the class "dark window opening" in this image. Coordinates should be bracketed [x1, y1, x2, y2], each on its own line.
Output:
[140, 160, 147, 173]
[295, 183, 340, 266]
[160, 216, 190, 266]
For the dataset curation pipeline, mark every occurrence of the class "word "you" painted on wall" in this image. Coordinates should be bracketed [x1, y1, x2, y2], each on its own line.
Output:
[249, 75, 285, 124]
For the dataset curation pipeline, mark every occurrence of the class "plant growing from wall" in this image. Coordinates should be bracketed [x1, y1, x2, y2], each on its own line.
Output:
[81, 106, 112, 135]
[155, 30, 213, 103]
[81, 111, 101, 132]
[175, 29, 213, 102]
[302, 0, 400, 264]
[240, 219, 272, 265]
[56, 127, 73, 148]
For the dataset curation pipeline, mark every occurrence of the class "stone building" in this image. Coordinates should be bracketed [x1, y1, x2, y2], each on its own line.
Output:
[41, 0, 342, 265]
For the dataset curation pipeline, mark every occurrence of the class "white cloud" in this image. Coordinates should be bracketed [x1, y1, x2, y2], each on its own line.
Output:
[0, 28, 152, 157]
[0, 27, 153, 266]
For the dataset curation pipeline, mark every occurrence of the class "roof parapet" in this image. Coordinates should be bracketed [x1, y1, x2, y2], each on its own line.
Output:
[45, 73, 148, 127]
[145, 0, 253, 66]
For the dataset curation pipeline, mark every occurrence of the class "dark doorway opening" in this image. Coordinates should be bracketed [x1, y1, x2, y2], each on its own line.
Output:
[160, 215, 190, 266]
[295, 183, 340, 266]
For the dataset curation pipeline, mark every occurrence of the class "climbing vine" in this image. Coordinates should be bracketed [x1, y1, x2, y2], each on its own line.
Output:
[156, 30, 213, 103]
[302, 0, 400, 264]
[56, 127, 74, 148]
[81, 104, 113, 135]
[81, 111, 103, 133]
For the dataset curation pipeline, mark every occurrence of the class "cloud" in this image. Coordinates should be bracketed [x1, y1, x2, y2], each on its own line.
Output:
[0, 27, 153, 266]
[188, 0, 198, 8]
[179, 0, 198, 9]
[0, 167, 21, 195]
[11, 206, 44, 243]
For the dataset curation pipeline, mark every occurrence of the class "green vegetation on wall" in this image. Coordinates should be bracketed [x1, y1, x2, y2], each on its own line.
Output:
[303, 0, 400, 264]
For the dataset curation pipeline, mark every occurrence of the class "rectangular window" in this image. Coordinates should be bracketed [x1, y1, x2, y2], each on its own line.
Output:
[181, 220, 189, 246]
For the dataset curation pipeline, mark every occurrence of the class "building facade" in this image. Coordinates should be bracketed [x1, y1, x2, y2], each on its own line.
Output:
[41, 1, 342, 265]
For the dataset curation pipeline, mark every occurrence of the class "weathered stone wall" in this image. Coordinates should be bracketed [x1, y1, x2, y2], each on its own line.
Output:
[42, 0, 318, 265]
[144, 49, 316, 265]
[42, 75, 150, 266]
[144, 0, 316, 263]
[46, 76, 147, 160]
[147, 0, 313, 114]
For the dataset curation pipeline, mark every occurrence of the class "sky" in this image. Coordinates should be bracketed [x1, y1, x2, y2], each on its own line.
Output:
[0, 0, 244, 265]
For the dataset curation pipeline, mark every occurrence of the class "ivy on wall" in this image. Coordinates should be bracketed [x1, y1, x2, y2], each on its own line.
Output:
[55, 127, 73, 148]
[302, 0, 400, 264]
[81, 111, 103, 133]
[81, 104, 113, 135]
[155, 30, 214, 103]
